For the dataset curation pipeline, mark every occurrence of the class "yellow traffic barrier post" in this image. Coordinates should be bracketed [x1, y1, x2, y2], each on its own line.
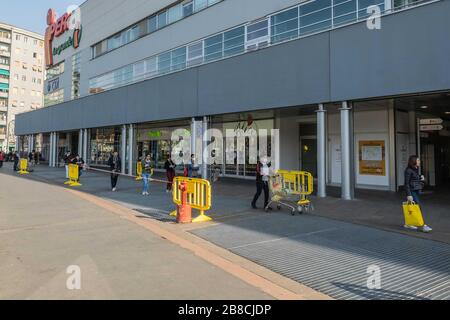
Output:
[135, 162, 143, 181]
[66, 164, 82, 187]
[170, 177, 212, 223]
[18, 159, 30, 175]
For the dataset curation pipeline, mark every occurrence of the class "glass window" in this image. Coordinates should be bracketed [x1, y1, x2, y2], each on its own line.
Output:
[358, 0, 384, 19]
[158, 11, 167, 28]
[204, 34, 223, 62]
[158, 52, 171, 74]
[194, 0, 208, 11]
[171, 47, 187, 71]
[146, 56, 157, 76]
[187, 42, 204, 66]
[224, 26, 245, 57]
[247, 20, 269, 41]
[300, 0, 332, 35]
[183, 1, 194, 17]
[108, 33, 122, 50]
[333, 0, 357, 26]
[168, 5, 183, 24]
[271, 7, 299, 44]
[133, 60, 146, 79]
[148, 16, 157, 33]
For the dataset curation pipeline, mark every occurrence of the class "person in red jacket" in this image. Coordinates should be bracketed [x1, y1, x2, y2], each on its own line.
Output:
[0, 150, 5, 169]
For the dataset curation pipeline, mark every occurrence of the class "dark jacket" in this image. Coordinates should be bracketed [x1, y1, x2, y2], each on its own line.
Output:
[142, 159, 153, 174]
[108, 155, 121, 173]
[164, 159, 175, 172]
[405, 166, 423, 196]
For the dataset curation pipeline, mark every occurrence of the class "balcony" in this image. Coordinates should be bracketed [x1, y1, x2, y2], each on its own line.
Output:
[0, 77, 9, 84]
[0, 50, 11, 58]
[0, 37, 11, 44]
[0, 91, 8, 99]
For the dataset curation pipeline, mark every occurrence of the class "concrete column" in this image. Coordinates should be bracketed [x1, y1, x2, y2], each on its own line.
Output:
[128, 124, 134, 175]
[317, 104, 327, 198]
[202, 116, 209, 179]
[54, 132, 59, 167]
[83, 129, 88, 161]
[49, 133, 54, 167]
[191, 117, 196, 160]
[78, 129, 83, 157]
[121, 125, 127, 174]
[340, 102, 355, 200]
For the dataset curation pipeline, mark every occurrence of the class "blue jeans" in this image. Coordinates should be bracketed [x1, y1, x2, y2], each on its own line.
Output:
[142, 173, 150, 193]
[411, 191, 420, 204]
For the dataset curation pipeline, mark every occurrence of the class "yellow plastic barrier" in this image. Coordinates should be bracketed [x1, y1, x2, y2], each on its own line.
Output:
[276, 170, 314, 206]
[65, 164, 82, 187]
[18, 159, 29, 175]
[136, 162, 143, 181]
[170, 176, 212, 223]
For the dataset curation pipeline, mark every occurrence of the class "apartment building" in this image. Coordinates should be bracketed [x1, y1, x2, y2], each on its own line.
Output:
[0, 22, 44, 152]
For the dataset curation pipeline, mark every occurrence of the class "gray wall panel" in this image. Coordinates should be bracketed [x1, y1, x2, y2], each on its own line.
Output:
[16, 1, 450, 135]
[330, 1, 450, 101]
[197, 32, 331, 115]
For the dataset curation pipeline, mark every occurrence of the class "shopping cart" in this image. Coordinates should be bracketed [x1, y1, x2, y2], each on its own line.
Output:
[265, 170, 314, 215]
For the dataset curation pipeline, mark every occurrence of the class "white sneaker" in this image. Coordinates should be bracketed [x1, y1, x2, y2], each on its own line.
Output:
[422, 225, 433, 233]
[404, 225, 418, 231]
[142, 192, 146, 196]
[112, 188, 117, 192]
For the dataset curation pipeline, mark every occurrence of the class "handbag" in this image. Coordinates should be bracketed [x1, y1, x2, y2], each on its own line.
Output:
[402, 201, 425, 227]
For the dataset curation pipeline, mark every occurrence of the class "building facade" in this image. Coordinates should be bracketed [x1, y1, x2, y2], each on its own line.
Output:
[0, 23, 44, 152]
[15, 0, 450, 199]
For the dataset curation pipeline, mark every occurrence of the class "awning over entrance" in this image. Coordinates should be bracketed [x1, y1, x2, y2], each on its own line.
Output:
[0, 69, 10, 76]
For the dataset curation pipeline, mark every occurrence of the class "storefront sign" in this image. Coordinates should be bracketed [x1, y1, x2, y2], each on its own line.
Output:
[359, 140, 386, 176]
[45, 8, 82, 67]
[46, 77, 60, 94]
[148, 131, 162, 138]
[420, 118, 443, 125]
[420, 125, 444, 131]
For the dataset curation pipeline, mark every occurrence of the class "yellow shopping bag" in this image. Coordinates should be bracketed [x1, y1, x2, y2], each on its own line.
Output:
[403, 202, 425, 227]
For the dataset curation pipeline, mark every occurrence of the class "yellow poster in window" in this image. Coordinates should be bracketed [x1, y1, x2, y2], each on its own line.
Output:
[359, 140, 386, 176]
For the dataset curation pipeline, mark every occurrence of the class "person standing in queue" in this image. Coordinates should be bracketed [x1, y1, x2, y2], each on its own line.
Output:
[404, 155, 432, 233]
[141, 154, 154, 196]
[108, 151, 121, 192]
[187, 154, 200, 178]
[251, 156, 272, 210]
[164, 155, 176, 193]
[0, 150, 4, 169]
[13, 151, 20, 172]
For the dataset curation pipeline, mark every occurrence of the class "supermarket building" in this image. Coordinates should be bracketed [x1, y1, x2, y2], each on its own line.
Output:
[14, 0, 450, 200]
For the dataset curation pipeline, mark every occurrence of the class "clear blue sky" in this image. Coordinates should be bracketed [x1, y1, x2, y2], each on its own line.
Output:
[0, 0, 85, 35]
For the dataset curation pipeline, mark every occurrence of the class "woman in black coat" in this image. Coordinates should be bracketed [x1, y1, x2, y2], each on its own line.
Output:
[404, 155, 432, 233]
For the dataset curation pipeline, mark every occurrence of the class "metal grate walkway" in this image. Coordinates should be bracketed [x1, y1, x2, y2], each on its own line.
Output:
[191, 214, 450, 300]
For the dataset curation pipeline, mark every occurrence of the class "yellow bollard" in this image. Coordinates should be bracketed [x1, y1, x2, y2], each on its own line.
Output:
[135, 162, 143, 181]
[67, 164, 82, 187]
[18, 159, 30, 175]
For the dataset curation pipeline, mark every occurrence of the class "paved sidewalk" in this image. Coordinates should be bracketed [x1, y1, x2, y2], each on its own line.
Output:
[0, 170, 273, 300]
[2, 163, 450, 300]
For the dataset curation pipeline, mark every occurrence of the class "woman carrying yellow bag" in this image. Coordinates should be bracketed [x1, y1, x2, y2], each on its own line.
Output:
[404, 155, 432, 233]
